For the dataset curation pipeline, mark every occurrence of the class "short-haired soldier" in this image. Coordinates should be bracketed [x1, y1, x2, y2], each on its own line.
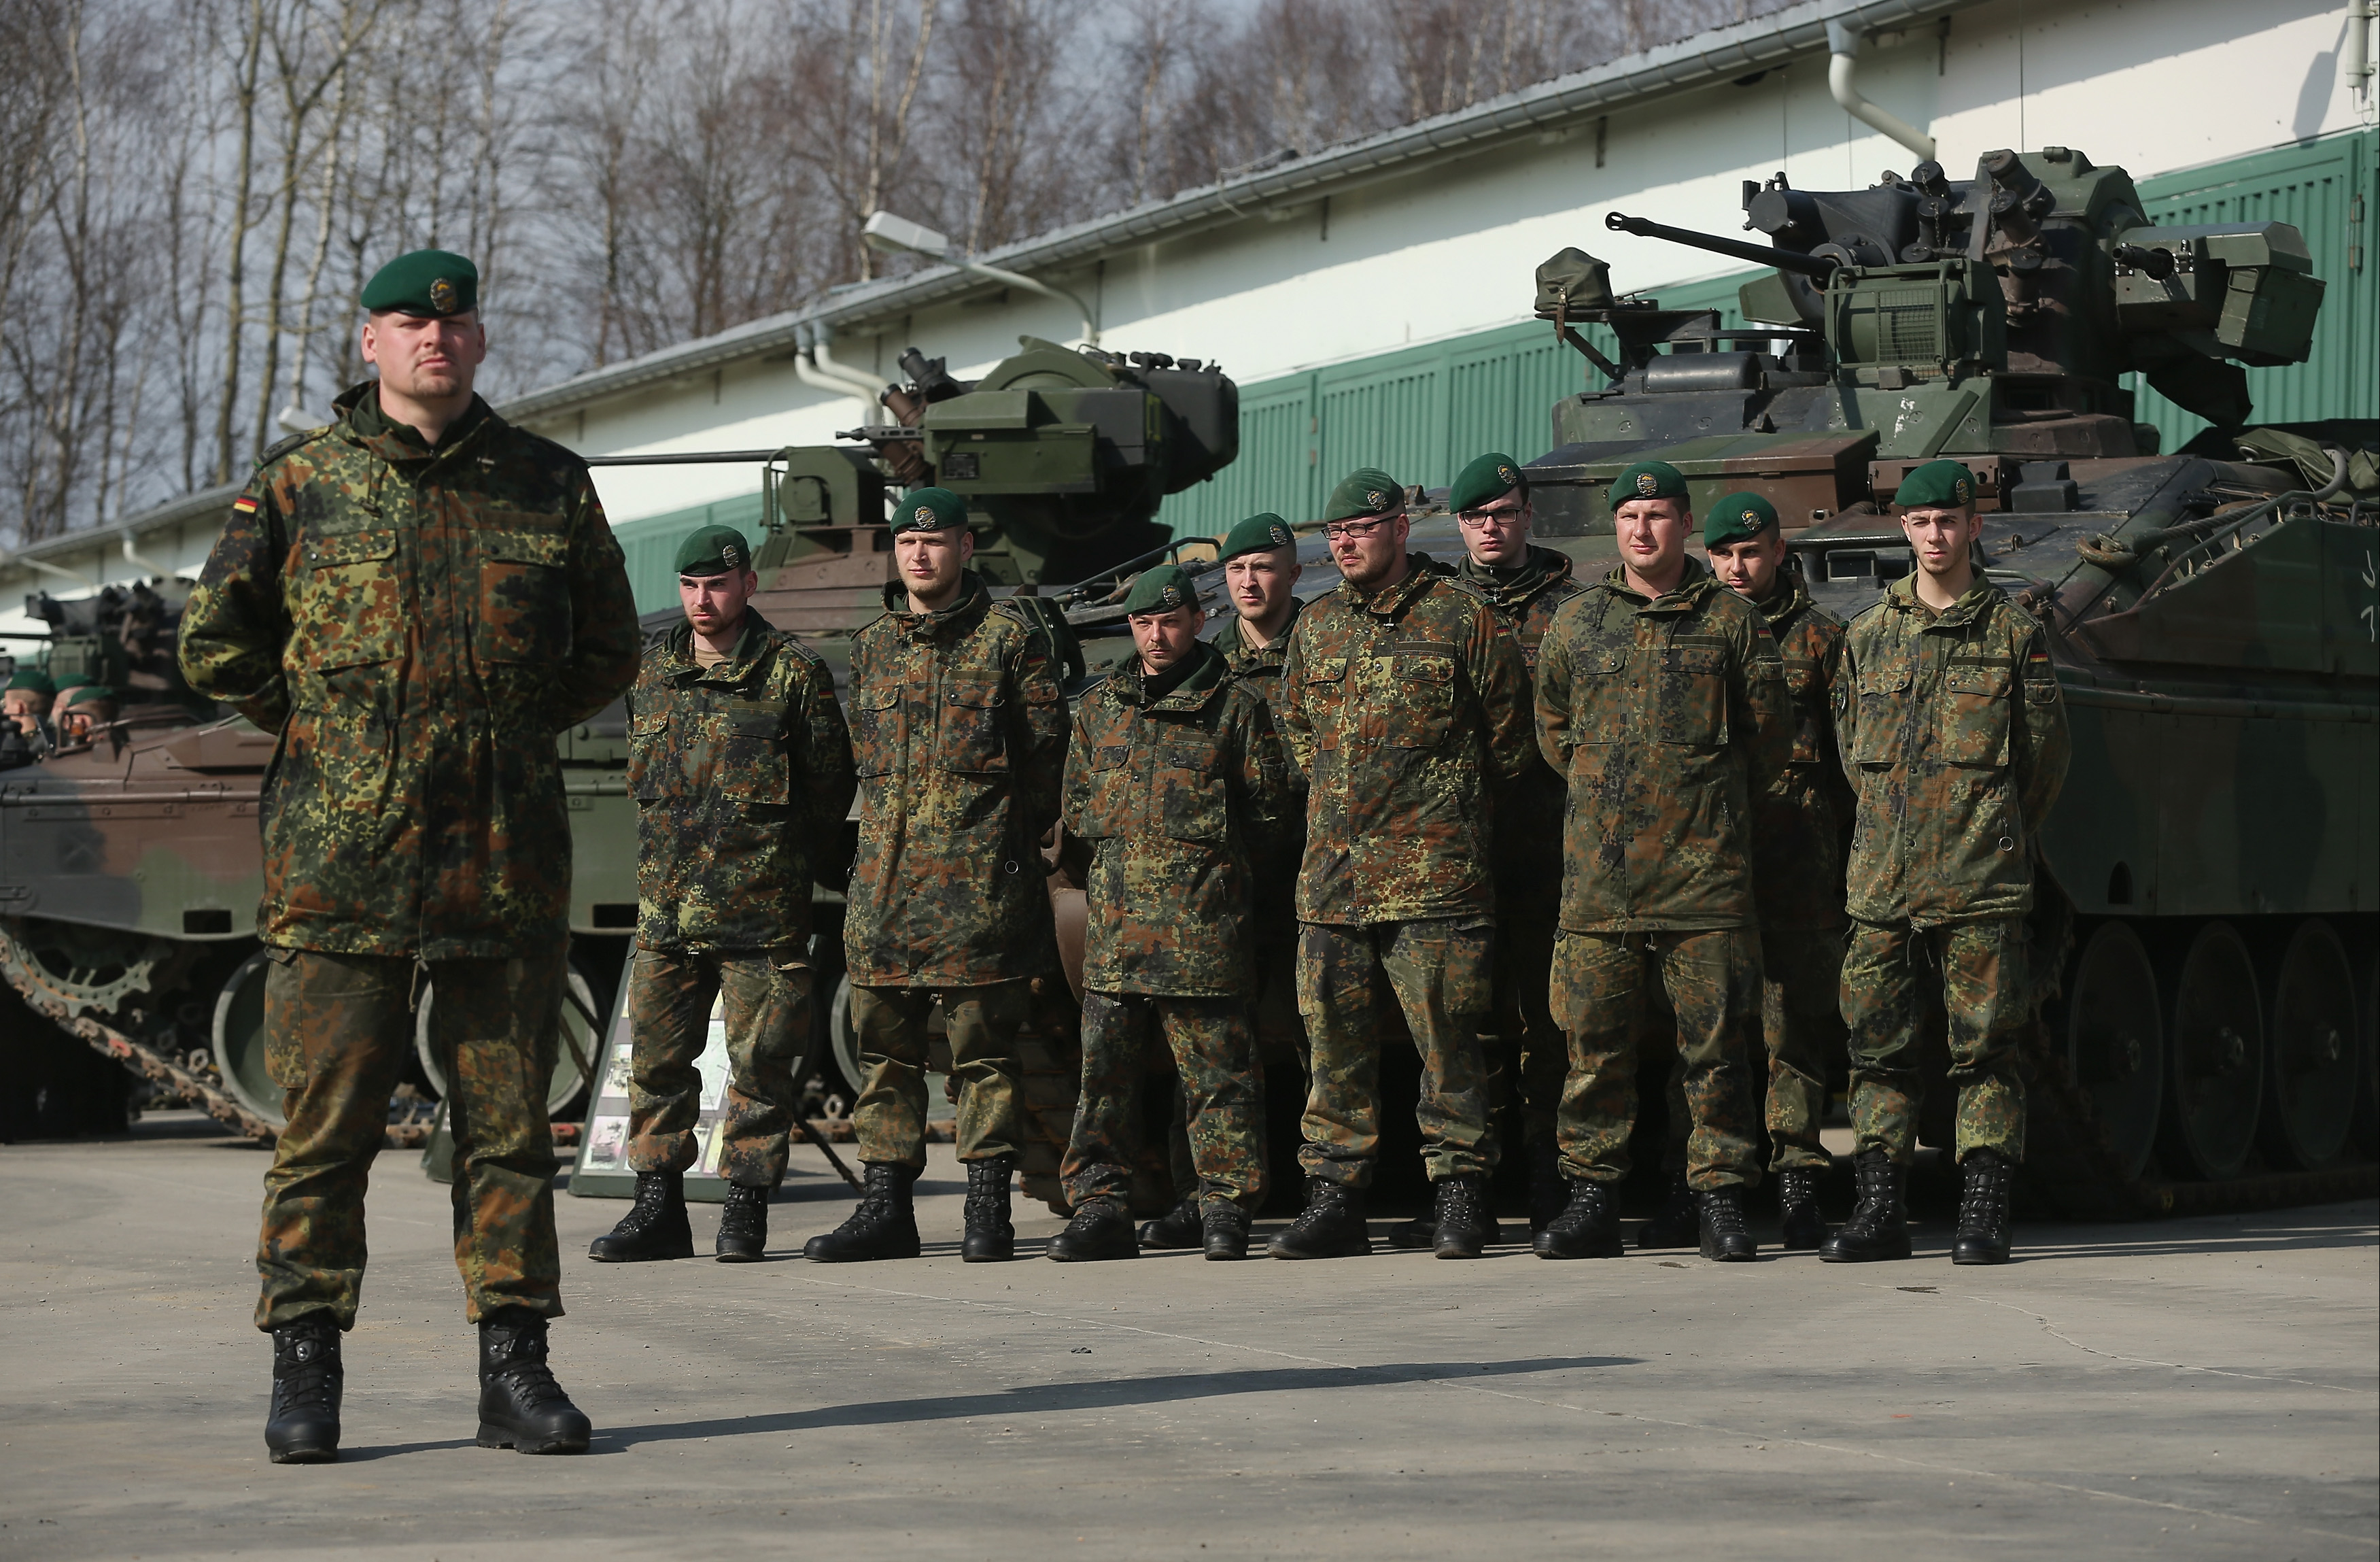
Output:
[1049, 564, 1293, 1261]
[589, 524, 856, 1266]
[1824, 460, 2069, 1266]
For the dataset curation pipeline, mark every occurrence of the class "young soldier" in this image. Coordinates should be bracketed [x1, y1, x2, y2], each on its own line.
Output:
[1704, 491, 1853, 1250]
[5, 666, 54, 736]
[1269, 469, 1534, 1261]
[57, 684, 119, 745]
[180, 248, 640, 1463]
[1824, 460, 2069, 1266]
[1137, 511, 1307, 1251]
[1050, 564, 1290, 1261]
[589, 525, 856, 1266]
[1532, 460, 1793, 1263]
[807, 486, 1070, 1265]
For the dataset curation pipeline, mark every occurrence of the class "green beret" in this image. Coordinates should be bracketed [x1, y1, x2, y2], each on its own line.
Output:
[1894, 459, 1978, 510]
[890, 486, 969, 534]
[360, 249, 479, 317]
[1449, 452, 1526, 513]
[6, 667, 54, 696]
[1122, 563, 1200, 616]
[674, 524, 753, 577]
[1218, 512, 1296, 561]
[1610, 460, 1688, 509]
[65, 684, 116, 708]
[50, 673, 90, 694]
[1703, 491, 1780, 549]
[1323, 468, 1404, 524]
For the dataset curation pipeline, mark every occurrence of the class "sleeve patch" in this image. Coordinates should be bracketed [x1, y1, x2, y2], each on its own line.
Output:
[231, 496, 259, 513]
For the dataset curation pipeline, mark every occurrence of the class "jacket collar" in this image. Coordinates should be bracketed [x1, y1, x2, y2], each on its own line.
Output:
[1340, 554, 1439, 619]
[1120, 641, 1228, 712]
[664, 608, 778, 683]
[1884, 571, 2000, 628]
[333, 379, 494, 465]
[1458, 543, 1574, 608]
[1220, 598, 1300, 662]
[1752, 571, 1813, 630]
[884, 571, 993, 640]
[1600, 554, 1718, 612]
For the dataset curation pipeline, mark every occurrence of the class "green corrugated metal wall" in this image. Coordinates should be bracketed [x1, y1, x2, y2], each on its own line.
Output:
[610, 492, 766, 614]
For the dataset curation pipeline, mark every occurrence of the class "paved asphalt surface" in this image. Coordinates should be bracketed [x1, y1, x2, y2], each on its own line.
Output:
[1, 1111, 2373, 1561]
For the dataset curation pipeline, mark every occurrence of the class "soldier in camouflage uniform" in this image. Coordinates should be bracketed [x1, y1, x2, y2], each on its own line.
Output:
[1532, 461, 1793, 1264]
[1269, 469, 1534, 1261]
[1050, 565, 1292, 1262]
[1704, 491, 1853, 1251]
[179, 250, 639, 1463]
[588, 524, 855, 1266]
[1823, 460, 2069, 1267]
[806, 486, 1070, 1266]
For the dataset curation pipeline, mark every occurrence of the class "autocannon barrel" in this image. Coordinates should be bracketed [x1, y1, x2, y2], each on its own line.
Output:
[1603, 211, 1839, 281]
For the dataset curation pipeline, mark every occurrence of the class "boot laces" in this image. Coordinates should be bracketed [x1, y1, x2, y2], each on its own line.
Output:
[1436, 1176, 1485, 1225]
[1700, 1190, 1748, 1238]
[1551, 1180, 1608, 1234]
[719, 1185, 766, 1240]
[1291, 1183, 1351, 1232]
[616, 1173, 676, 1236]
[1844, 1159, 1900, 1237]
[273, 1331, 339, 1414]
[487, 1329, 570, 1408]
[1957, 1156, 2010, 1236]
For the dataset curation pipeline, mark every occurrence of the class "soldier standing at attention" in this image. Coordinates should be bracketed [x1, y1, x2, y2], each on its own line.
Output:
[1049, 564, 1291, 1261]
[588, 524, 855, 1265]
[179, 249, 640, 1463]
[1269, 469, 1534, 1261]
[1823, 460, 2069, 1266]
[1531, 460, 1792, 1263]
[806, 486, 1070, 1265]
[1703, 491, 1853, 1251]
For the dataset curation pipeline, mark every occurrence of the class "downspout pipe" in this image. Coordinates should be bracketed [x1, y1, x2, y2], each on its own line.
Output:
[792, 323, 886, 422]
[1826, 19, 1937, 161]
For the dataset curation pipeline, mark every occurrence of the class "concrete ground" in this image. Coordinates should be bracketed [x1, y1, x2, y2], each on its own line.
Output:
[1, 1113, 2373, 1562]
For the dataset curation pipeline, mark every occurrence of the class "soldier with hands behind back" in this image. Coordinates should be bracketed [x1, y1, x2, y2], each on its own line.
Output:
[1050, 565, 1292, 1262]
[808, 487, 1070, 1266]
[1532, 461, 1793, 1264]
[178, 250, 640, 1463]
[1269, 469, 1534, 1261]
[589, 526, 856, 1266]
[1823, 461, 2069, 1266]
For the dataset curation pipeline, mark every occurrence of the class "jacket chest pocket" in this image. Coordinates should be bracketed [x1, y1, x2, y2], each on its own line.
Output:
[1657, 645, 1726, 746]
[1852, 666, 1912, 766]
[938, 671, 1008, 772]
[1075, 739, 1137, 836]
[1383, 654, 1457, 749]
[1298, 658, 1347, 747]
[627, 711, 668, 800]
[294, 529, 404, 670]
[1158, 731, 1228, 842]
[1940, 662, 2013, 768]
[715, 706, 792, 807]
[852, 685, 902, 778]
[475, 525, 572, 665]
[1572, 647, 1628, 741]
[1786, 660, 1825, 764]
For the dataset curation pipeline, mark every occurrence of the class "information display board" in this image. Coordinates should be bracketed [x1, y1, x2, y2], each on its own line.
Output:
[565, 951, 742, 1202]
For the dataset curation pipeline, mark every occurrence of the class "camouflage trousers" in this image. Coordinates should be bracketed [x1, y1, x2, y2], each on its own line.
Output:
[1158, 935, 1305, 1204]
[256, 947, 563, 1331]
[1552, 928, 1762, 1192]
[1653, 919, 1846, 1173]
[850, 980, 1028, 1168]
[1065, 991, 1266, 1211]
[1489, 900, 1566, 1150]
[1296, 919, 1498, 1187]
[1842, 917, 2028, 1166]
[625, 945, 812, 1187]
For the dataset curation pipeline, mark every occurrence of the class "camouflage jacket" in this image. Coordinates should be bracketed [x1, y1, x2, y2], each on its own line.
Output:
[1215, 601, 1304, 932]
[1750, 573, 1855, 930]
[1063, 643, 1292, 996]
[1276, 557, 1534, 926]
[1214, 598, 1300, 700]
[1460, 545, 1584, 913]
[1535, 558, 1794, 934]
[843, 573, 1070, 986]
[178, 381, 640, 959]
[1835, 575, 2071, 927]
[627, 611, 856, 954]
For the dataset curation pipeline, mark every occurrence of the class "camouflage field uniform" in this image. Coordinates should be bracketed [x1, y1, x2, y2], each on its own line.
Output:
[1060, 643, 1292, 1212]
[1534, 559, 1793, 1193]
[1835, 575, 2069, 1166]
[1458, 545, 1583, 1154]
[623, 611, 855, 1187]
[179, 381, 640, 1329]
[1215, 604, 1306, 1065]
[843, 573, 1069, 1168]
[1275, 558, 1534, 1187]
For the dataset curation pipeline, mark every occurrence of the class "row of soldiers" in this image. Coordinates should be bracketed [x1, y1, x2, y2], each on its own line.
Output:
[1, 666, 123, 766]
[177, 246, 2067, 1467]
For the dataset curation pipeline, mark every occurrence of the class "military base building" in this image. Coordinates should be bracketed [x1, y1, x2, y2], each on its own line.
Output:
[2, 0, 2374, 630]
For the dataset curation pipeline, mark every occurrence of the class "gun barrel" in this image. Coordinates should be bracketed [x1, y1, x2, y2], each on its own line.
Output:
[1603, 212, 1838, 282]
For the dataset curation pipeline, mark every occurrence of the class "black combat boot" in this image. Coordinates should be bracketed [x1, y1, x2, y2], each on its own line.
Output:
[587, 1169, 695, 1263]
[1430, 1172, 1497, 1259]
[1137, 1196, 1203, 1250]
[1951, 1149, 2015, 1266]
[961, 1153, 1016, 1263]
[1819, 1148, 1913, 1263]
[1526, 1136, 1566, 1234]
[1777, 1166, 1825, 1252]
[1697, 1185, 1757, 1262]
[714, 1181, 770, 1263]
[1635, 1167, 1698, 1249]
[1048, 1198, 1138, 1261]
[803, 1163, 922, 1262]
[1534, 1176, 1623, 1259]
[1267, 1177, 1372, 1259]
[264, 1313, 343, 1464]
[476, 1309, 591, 1455]
[1201, 1201, 1251, 1261]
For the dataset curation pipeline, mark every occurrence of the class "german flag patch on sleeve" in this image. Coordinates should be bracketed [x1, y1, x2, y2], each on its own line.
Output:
[231, 496, 258, 514]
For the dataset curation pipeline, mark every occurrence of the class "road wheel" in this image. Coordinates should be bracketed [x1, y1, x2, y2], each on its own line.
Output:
[2156, 921, 2264, 1181]
[2257, 918, 2360, 1170]
[2063, 921, 2162, 1181]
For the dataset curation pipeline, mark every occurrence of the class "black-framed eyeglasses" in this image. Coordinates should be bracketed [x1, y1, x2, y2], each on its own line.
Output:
[1322, 516, 1395, 541]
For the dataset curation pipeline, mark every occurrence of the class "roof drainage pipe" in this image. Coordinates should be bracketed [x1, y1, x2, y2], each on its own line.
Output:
[793, 322, 887, 421]
[1825, 18, 1936, 162]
